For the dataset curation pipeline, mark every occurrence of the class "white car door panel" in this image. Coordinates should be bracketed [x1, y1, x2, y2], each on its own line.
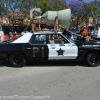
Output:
[47, 43, 78, 60]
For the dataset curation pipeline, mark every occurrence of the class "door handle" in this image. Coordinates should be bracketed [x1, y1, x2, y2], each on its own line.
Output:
[51, 47, 55, 49]
[59, 44, 65, 46]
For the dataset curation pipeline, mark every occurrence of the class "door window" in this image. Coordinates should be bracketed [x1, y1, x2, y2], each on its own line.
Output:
[30, 34, 46, 44]
[30, 34, 69, 44]
[49, 34, 69, 44]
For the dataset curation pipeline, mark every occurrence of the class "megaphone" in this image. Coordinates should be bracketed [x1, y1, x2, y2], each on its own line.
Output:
[41, 9, 71, 29]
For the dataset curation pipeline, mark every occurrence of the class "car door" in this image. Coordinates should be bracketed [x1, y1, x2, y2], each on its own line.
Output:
[24, 34, 48, 62]
[47, 34, 78, 60]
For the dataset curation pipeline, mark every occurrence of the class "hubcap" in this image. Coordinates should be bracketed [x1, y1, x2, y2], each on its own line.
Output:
[90, 55, 98, 64]
[14, 55, 22, 63]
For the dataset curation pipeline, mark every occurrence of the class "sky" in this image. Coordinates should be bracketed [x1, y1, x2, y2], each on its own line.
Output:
[67, 0, 100, 3]
[84, 0, 100, 2]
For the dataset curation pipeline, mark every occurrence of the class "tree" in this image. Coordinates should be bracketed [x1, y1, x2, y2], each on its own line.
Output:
[35, 0, 67, 14]
[68, 0, 86, 29]
[50, 0, 67, 11]
[68, 0, 100, 29]
[34, 0, 51, 14]
[0, 0, 68, 32]
[0, 0, 37, 31]
[0, 0, 9, 16]
[80, 3, 92, 28]
[89, 0, 100, 25]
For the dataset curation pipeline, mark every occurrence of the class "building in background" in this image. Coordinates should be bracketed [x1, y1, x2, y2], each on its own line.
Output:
[0, 12, 30, 26]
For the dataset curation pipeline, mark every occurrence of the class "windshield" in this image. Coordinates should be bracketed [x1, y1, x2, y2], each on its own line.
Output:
[62, 34, 75, 43]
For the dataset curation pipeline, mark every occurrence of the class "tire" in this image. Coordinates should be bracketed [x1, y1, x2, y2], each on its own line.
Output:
[86, 52, 100, 67]
[9, 54, 26, 67]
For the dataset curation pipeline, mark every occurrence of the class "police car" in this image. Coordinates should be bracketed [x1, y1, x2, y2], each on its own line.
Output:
[0, 31, 100, 67]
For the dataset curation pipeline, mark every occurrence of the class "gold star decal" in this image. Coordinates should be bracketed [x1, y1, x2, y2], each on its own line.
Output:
[56, 48, 65, 56]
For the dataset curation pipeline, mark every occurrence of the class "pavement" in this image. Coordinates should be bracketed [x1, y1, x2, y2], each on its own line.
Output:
[0, 61, 100, 100]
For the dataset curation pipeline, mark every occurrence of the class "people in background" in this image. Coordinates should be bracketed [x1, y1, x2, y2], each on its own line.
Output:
[32, 20, 36, 32]
[14, 31, 17, 35]
[93, 24, 100, 40]
[0, 29, 4, 41]
[62, 29, 74, 39]
[9, 29, 13, 38]
[80, 26, 88, 37]
[80, 26, 89, 41]
[35, 27, 42, 32]
[58, 25, 62, 32]
[21, 31, 28, 35]
[90, 29, 94, 39]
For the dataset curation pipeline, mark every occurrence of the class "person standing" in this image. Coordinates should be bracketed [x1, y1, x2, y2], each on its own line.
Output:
[93, 24, 100, 41]
[80, 26, 88, 37]
[9, 29, 13, 38]
[90, 29, 94, 39]
[0, 29, 4, 41]
[62, 29, 73, 39]
[80, 26, 88, 41]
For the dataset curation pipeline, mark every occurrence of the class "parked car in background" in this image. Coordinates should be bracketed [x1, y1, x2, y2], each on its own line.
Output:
[3, 33, 21, 42]
[10, 34, 20, 40]
[71, 29, 80, 34]
[4, 34, 9, 41]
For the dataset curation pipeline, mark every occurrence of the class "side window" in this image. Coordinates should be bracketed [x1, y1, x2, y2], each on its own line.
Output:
[35, 35, 46, 42]
[49, 34, 69, 44]
[30, 34, 69, 44]
[30, 35, 46, 44]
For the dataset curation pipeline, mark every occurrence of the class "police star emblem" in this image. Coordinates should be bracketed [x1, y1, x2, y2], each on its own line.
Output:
[56, 48, 65, 56]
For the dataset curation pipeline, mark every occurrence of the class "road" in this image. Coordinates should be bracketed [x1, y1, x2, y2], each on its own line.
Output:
[0, 61, 100, 100]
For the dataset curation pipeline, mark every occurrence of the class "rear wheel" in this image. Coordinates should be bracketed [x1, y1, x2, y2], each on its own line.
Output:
[9, 54, 26, 67]
[86, 52, 100, 67]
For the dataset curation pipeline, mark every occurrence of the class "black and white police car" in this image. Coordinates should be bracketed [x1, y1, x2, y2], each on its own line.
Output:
[0, 31, 100, 67]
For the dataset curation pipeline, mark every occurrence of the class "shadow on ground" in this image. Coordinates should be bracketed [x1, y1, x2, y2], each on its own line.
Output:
[0, 60, 89, 68]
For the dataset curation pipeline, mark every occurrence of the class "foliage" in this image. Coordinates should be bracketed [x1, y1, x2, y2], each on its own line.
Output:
[0, 0, 37, 31]
[68, 0, 100, 29]
[68, 0, 85, 16]
[50, 0, 67, 11]
[35, 0, 67, 14]
[0, 0, 9, 15]
[68, 0, 86, 29]
[83, 1, 100, 26]
[34, 0, 51, 14]
[90, 0, 100, 17]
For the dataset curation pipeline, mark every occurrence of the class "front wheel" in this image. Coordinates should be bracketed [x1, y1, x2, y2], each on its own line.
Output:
[9, 54, 26, 67]
[86, 52, 100, 67]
